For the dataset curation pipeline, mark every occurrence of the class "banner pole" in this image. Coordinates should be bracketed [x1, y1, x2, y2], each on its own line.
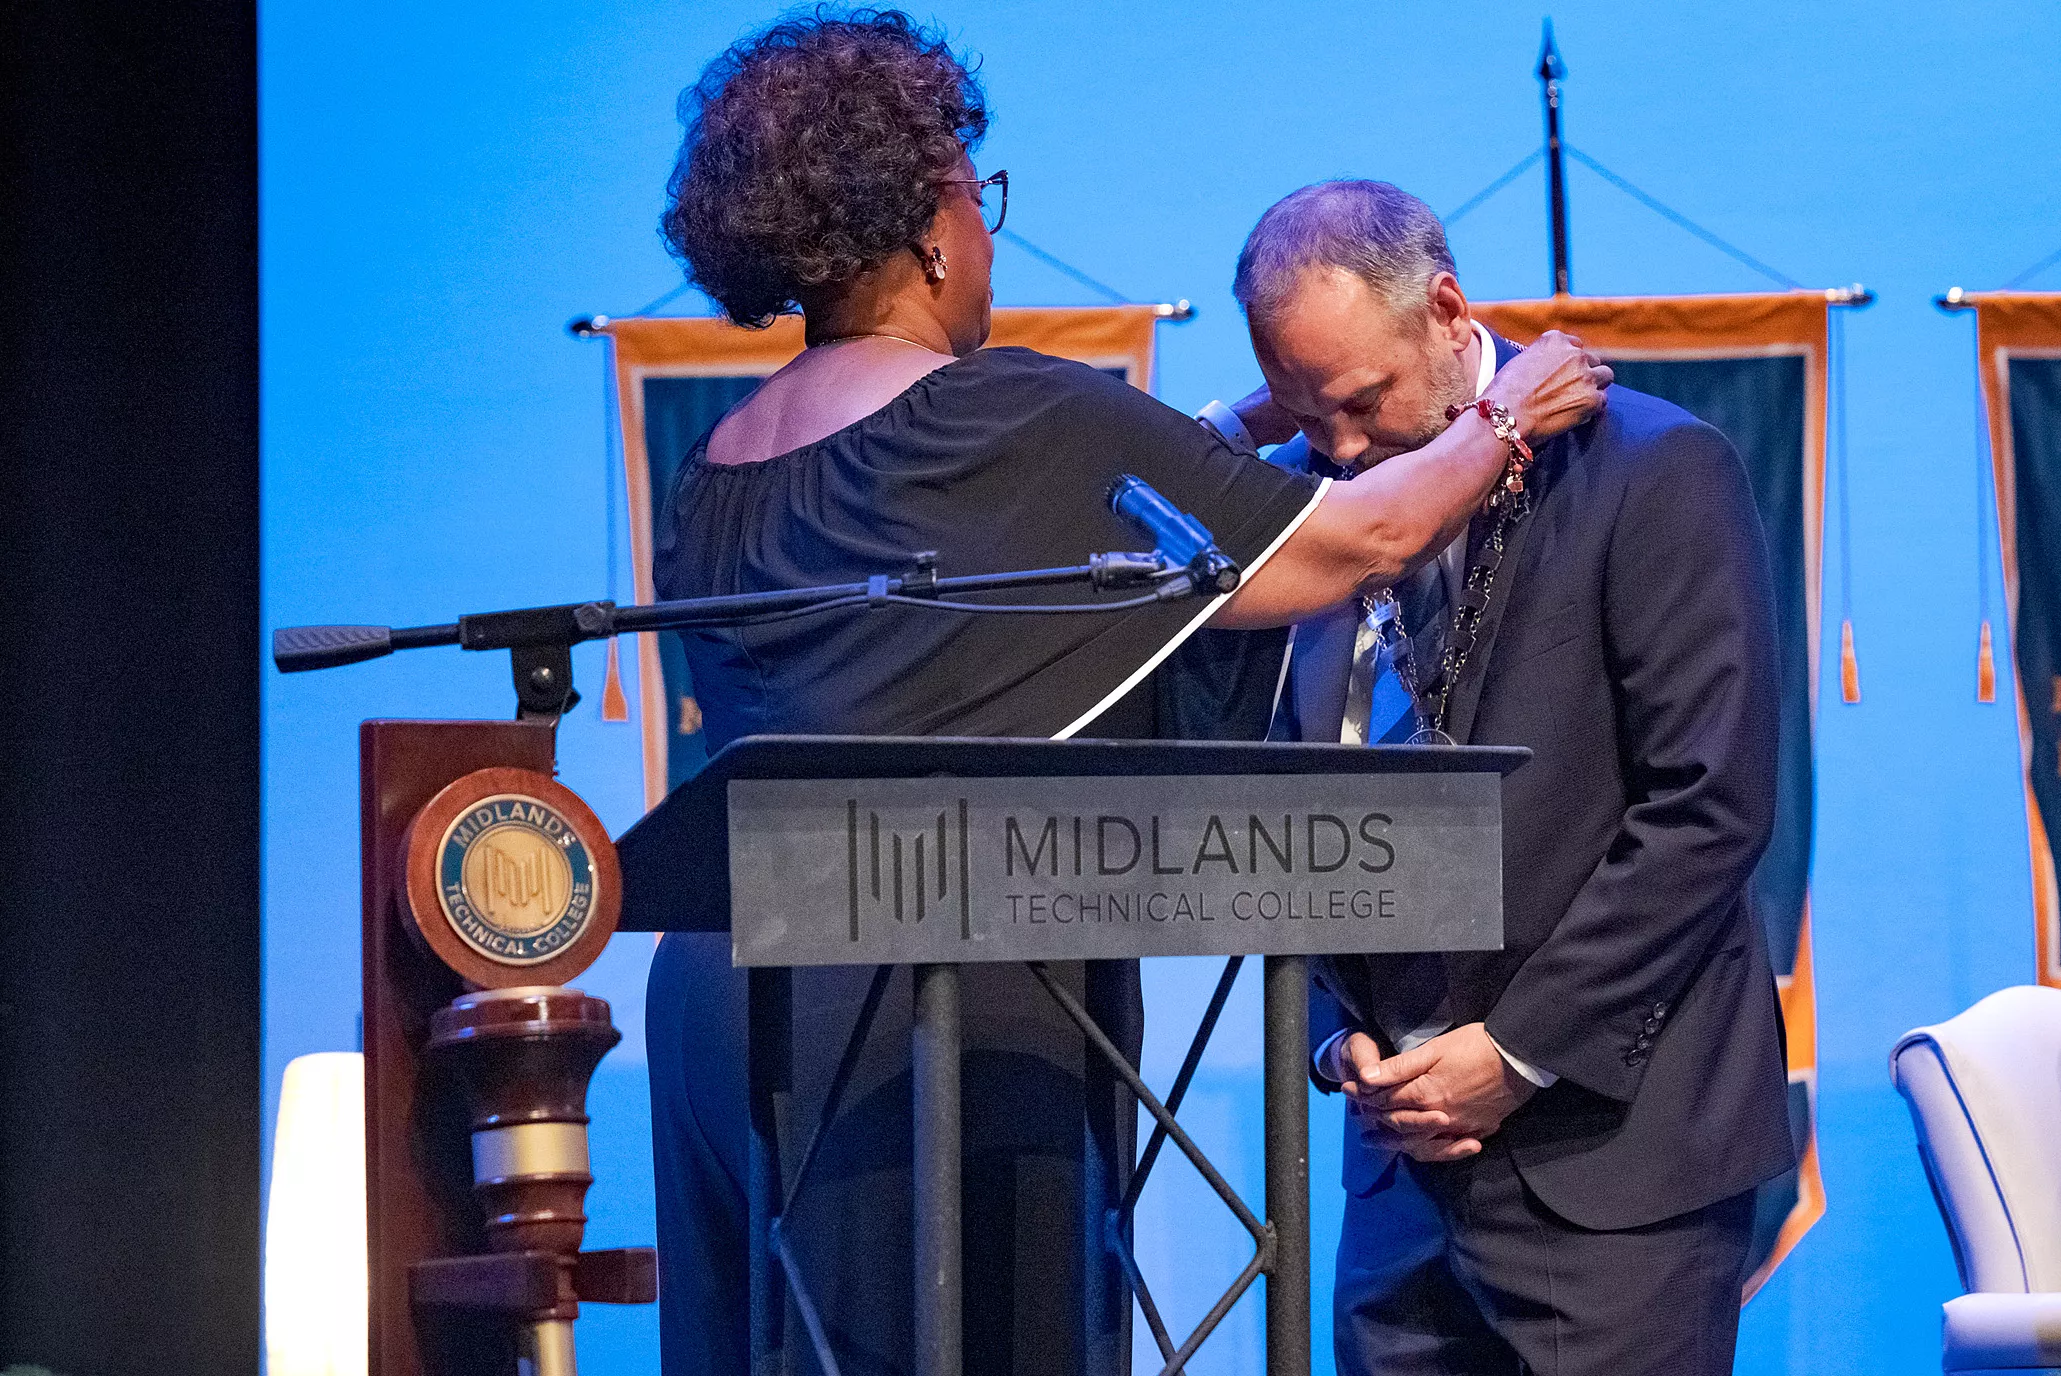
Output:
[748, 967, 793, 1375]
[913, 963, 963, 1376]
[1537, 20, 1572, 296]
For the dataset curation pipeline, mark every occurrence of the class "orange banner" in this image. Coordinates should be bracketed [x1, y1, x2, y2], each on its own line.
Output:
[1960, 293, 2061, 989]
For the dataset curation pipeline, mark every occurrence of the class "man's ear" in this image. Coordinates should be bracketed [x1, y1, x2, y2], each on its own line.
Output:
[1426, 273, 1473, 353]
[1247, 315, 1283, 381]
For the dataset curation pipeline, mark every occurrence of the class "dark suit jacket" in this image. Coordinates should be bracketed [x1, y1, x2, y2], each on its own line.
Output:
[1281, 335, 1796, 1231]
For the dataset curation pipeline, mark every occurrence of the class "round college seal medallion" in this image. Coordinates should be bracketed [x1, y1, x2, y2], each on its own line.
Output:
[437, 794, 594, 965]
[403, 767, 620, 988]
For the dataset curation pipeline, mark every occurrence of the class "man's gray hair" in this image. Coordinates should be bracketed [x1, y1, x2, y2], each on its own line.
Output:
[1232, 180, 1456, 321]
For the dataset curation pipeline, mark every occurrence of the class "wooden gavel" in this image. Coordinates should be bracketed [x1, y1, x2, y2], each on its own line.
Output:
[378, 756, 654, 1376]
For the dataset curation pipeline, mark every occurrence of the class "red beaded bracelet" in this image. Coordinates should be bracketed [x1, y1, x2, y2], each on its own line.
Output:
[1446, 396, 1533, 463]
[1446, 396, 1535, 501]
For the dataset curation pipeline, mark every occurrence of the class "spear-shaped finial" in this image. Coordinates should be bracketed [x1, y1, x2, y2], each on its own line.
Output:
[1537, 17, 1566, 82]
[1537, 18, 1572, 295]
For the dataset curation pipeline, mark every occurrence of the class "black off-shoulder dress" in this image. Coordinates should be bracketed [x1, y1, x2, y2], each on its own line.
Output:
[646, 347, 1322, 1376]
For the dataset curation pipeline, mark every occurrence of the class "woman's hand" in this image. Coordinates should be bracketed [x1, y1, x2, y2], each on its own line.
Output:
[1483, 329, 1612, 441]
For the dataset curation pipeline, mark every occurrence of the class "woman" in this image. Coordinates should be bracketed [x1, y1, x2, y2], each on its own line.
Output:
[645, 11, 1609, 1375]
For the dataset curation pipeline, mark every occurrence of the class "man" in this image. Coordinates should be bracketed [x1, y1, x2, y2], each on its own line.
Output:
[1199, 181, 1795, 1375]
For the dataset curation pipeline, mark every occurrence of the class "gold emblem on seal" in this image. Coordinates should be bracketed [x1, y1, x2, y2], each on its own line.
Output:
[460, 820, 573, 934]
[403, 766, 621, 989]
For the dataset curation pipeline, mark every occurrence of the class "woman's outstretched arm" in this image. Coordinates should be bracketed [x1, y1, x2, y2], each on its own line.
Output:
[1213, 330, 1610, 629]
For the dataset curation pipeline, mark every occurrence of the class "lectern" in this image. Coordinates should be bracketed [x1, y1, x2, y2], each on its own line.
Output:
[358, 720, 656, 1376]
[618, 733, 1527, 1376]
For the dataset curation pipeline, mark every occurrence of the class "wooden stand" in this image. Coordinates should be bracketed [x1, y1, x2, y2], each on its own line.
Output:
[360, 720, 653, 1376]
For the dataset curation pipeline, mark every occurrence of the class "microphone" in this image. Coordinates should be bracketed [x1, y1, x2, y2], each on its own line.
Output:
[1107, 475, 1242, 594]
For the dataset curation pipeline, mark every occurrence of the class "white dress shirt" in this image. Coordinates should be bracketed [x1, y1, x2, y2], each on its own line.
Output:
[1318, 321, 1558, 1090]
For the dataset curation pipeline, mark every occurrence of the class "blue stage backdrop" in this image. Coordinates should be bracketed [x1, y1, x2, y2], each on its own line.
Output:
[260, 2, 2061, 1372]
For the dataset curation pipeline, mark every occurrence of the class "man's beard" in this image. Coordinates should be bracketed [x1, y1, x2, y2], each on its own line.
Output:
[1361, 344, 1476, 469]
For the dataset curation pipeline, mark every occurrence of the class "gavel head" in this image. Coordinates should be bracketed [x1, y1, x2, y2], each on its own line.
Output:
[426, 985, 621, 1256]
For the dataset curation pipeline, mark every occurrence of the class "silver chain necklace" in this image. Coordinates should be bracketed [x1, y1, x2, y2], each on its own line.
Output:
[1376, 484, 1532, 740]
[807, 331, 940, 351]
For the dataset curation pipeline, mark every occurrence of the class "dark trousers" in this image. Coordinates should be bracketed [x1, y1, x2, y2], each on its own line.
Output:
[1334, 1140, 1753, 1376]
[647, 932, 1138, 1376]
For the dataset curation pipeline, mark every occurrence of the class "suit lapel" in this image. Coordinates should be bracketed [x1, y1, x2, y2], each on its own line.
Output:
[1445, 333, 1541, 744]
[1290, 601, 1359, 744]
[1442, 507, 1534, 743]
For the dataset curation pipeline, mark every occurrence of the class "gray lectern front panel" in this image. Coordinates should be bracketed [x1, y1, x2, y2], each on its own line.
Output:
[727, 772, 1502, 966]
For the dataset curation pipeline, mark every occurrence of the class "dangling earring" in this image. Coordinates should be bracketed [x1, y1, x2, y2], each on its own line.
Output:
[925, 245, 948, 283]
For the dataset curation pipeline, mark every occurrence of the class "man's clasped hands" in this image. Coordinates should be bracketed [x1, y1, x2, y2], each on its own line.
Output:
[1336, 1022, 1538, 1163]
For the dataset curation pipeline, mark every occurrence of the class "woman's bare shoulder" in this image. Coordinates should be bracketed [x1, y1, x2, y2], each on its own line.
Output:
[705, 345, 954, 465]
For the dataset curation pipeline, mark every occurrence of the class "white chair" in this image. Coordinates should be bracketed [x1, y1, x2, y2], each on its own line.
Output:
[1892, 985, 2061, 1375]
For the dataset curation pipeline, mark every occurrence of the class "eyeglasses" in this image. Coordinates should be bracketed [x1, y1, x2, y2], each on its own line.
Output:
[941, 170, 1008, 234]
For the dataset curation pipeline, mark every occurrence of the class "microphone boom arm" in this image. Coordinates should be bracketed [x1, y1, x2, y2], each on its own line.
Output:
[273, 477, 1240, 721]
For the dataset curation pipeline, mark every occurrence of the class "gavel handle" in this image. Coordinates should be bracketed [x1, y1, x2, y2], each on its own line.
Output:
[408, 1246, 656, 1313]
[572, 1247, 658, 1305]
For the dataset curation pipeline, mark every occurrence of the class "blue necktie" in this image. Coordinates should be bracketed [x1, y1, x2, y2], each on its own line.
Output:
[1394, 553, 1452, 732]
[1343, 557, 1449, 745]
[1369, 629, 1419, 744]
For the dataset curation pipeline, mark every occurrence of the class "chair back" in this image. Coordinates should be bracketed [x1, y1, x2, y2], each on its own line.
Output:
[1892, 985, 2061, 1293]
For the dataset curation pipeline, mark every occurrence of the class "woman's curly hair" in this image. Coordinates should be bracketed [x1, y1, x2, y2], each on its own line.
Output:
[662, 9, 989, 328]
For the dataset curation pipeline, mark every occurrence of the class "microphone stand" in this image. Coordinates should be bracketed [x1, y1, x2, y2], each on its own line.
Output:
[273, 545, 1239, 722]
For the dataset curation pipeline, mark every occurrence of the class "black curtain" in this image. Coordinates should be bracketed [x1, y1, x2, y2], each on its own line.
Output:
[0, 3, 260, 1373]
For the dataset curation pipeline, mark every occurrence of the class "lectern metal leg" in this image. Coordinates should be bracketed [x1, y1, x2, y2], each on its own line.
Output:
[1081, 960, 1135, 1376]
[748, 966, 792, 1376]
[1263, 955, 1311, 1376]
[912, 962, 963, 1376]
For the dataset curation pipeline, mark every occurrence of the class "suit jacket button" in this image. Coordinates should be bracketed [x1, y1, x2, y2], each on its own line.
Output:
[1624, 1051, 1645, 1066]
[1643, 1017, 1661, 1034]
[1653, 1002, 1668, 1017]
